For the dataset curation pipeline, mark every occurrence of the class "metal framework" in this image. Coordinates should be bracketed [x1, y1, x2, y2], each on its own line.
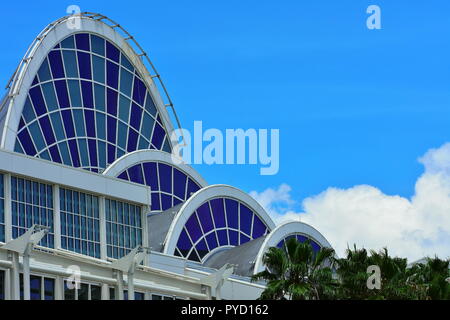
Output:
[3, 12, 186, 146]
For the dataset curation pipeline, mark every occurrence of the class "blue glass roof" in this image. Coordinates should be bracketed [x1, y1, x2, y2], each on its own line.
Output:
[14, 33, 172, 172]
[276, 234, 322, 253]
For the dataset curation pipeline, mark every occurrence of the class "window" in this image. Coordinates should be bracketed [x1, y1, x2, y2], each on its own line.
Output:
[175, 198, 269, 262]
[60, 188, 100, 258]
[64, 280, 102, 300]
[11, 176, 54, 247]
[105, 199, 142, 259]
[109, 287, 145, 300]
[277, 234, 322, 253]
[15, 33, 171, 172]
[19, 274, 55, 300]
[152, 293, 175, 300]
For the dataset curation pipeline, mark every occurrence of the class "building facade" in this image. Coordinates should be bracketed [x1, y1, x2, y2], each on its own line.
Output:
[0, 12, 333, 300]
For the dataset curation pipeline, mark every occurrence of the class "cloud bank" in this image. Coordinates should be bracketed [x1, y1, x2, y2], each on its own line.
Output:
[250, 143, 450, 262]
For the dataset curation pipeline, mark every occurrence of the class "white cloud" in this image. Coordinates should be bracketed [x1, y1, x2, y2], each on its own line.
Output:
[250, 143, 450, 262]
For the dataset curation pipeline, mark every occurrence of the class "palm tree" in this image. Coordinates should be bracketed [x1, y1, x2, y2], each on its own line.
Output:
[408, 256, 450, 300]
[251, 238, 336, 300]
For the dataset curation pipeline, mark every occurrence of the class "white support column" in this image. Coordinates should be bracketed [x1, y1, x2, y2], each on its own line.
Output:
[141, 205, 148, 266]
[115, 271, 124, 300]
[10, 252, 20, 300]
[55, 276, 64, 300]
[4, 268, 11, 300]
[127, 271, 134, 300]
[23, 249, 30, 300]
[53, 185, 61, 249]
[4, 173, 12, 243]
[101, 283, 109, 300]
[99, 197, 107, 260]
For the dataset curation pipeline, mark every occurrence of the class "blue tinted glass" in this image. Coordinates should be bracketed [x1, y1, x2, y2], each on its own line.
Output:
[95, 112, 105, 140]
[161, 193, 172, 210]
[62, 50, 79, 78]
[120, 54, 134, 71]
[173, 169, 187, 199]
[29, 86, 47, 116]
[37, 58, 52, 82]
[106, 61, 119, 89]
[77, 51, 91, 80]
[127, 129, 138, 152]
[225, 199, 238, 229]
[144, 92, 157, 116]
[81, 81, 94, 108]
[75, 33, 90, 51]
[28, 122, 46, 151]
[217, 229, 228, 246]
[151, 122, 165, 149]
[49, 145, 62, 163]
[107, 115, 117, 143]
[88, 139, 98, 167]
[142, 162, 158, 191]
[106, 41, 120, 62]
[41, 82, 58, 111]
[22, 97, 36, 123]
[186, 179, 200, 199]
[94, 84, 105, 111]
[196, 203, 214, 233]
[78, 139, 89, 167]
[68, 140, 80, 167]
[158, 163, 172, 193]
[92, 55, 105, 83]
[73, 109, 86, 136]
[187, 250, 200, 262]
[84, 110, 95, 137]
[185, 214, 202, 243]
[91, 35, 105, 56]
[54, 80, 70, 108]
[107, 143, 116, 164]
[151, 193, 160, 211]
[117, 122, 128, 150]
[132, 77, 146, 106]
[59, 142, 72, 166]
[210, 199, 226, 228]
[177, 228, 192, 255]
[240, 233, 250, 245]
[107, 88, 118, 116]
[18, 129, 37, 155]
[130, 103, 142, 131]
[61, 35, 75, 48]
[196, 239, 208, 259]
[48, 50, 65, 78]
[252, 216, 266, 238]
[68, 80, 82, 107]
[205, 232, 218, 251]
[239, 204, 253, 236]
[140, 113, 155, 139]
[118, 95, 130, 122]
[49, 113, 65, 140]
[119, 68, 133, 97]
[228, 230, 239, 246]
[38, 116, 56, 145]
[61, 109, 75, 138]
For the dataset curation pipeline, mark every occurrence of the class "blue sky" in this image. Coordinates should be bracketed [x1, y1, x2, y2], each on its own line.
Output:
[1, 1, 450, 210]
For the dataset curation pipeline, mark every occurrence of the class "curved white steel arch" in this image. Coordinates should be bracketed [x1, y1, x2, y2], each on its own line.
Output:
[103, 149, 208, 187]
[163, 184, 276, 256]
[0, 13, 175, 152]
[253, 221, 333, 274]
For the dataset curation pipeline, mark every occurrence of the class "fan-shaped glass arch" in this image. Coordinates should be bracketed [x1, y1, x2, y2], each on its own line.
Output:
[116, 162, 202, 212]
[276, 234, 322, 253]
[174, 197, 270, 262]
[14, 33, 171, 172]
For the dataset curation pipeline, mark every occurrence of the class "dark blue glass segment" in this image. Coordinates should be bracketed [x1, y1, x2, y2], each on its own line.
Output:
[176, 229, 191, 254]
[196, 239, 208, 259]
[107, 89, 118, 116]
[48, 50, 65, 78]
[88, 139, 98, 167]
[84, 110, 96, 137]
[185, 214, 202, 243]
[228, 230, 238, 246]
[29, 86, 47, 116]
[107, 143, 116, 164]
[142, 162, 158, 191]
[37, 58, 52, 82]
[61, 110, 75, 138]
[54, 80, 70, 108]
[161, 194, 172, 210]
[38, 116, 56, 145]
[77, 51, 92, 80]
[210, 199, 226, 228]
[127, 129, 138, 152]
[61, 35, 75, 48]
[252, 216, 266, 238]
[197, 203, 214, 233]
[127, 164, 144, 184]
[18, 129, 37, 155]
[106, 61, 119, 89]
[130, 103, 142, 131]
[158, 163, 172, 193]
[107, 115, 117, 144]
[151, 122, 165, 149]
[49, 145, 61, 163]
[91, 35, 105, 56]
[68, 139, 81, 167]
[22, 97, 36, 123]
[81, 81, 94, 108]
[225, 199, 238, 229]
[239, 204, 253, 236]
[173, 169, 187, 199]
[186, 179, 200, 199]
[75, 33, 90, 51]
[151, 193, 160, 211]
[217, 230, 228, 246]
[106, 41, 120, 62]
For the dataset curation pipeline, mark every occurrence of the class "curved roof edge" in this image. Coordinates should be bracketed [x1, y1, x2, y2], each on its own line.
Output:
[103, 149, 208, 187]
[162, 184, 277, 256]
[0, 12, 176, 152]
[253, 220, 334, 274]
